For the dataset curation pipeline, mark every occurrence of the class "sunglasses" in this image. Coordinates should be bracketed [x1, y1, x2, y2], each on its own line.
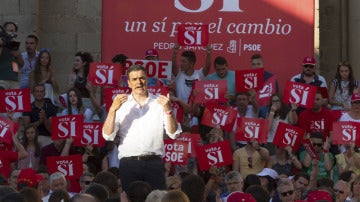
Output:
[248, 156, 252, 168]
[81, 180, 92, 185]
[281, 190, 294, 197]
[40, 48, 51, 53]
[312, 143, 323, 147]
[333, 189, 345, 194]
[303, 65, 315, 69]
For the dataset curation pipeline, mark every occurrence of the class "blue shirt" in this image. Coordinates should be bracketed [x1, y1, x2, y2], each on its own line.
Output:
[206, 70, 235, 96]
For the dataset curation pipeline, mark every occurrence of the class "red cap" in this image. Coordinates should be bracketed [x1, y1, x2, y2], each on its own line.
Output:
[351, 93, 360, 102]
[303, 56, 316, 65]
[226, 192, 256, 202]
[145, 49, 159, 57]
[17, 168, 43, 188]
[306, 190, 332, 202]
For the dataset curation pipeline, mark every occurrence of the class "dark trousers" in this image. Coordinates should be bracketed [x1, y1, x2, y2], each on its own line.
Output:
[119, 156, 166, 191]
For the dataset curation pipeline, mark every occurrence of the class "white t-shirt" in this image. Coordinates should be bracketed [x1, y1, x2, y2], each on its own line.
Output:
[290, 73, 327, 88]
[174, 68, 205, 103]
[339, 112, 360, 122]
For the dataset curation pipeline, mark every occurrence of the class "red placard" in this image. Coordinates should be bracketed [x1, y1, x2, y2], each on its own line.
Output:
[88, 62, 121, 86]
[273, 122, 305, 151]
[235, 68, 264, 93]
[283, 81, 317, 109]
[46, 155, 83, 180]
[51, 115, 84, 140]
[0, 116, 19, 144]
[73, 123, 105, 147]
[195, 140, 233, 171]
[104, 87, 132, 111]
[257, 76, 277, 107]
[302, 138, 319, 160]
[193, 80, 227, 104]
[124, 59, 172, 80]
[177, 24, 209, 46]
[171, 101, 184, 124]
[163, 139, 189, 165]
[332, 121, 360, 146]
[0, 89, 31, 112]
[201, 103, 238, 132]
[147, 86, 170, 97]
[176, 133, 201, 158]
[235, 117, 269, 143]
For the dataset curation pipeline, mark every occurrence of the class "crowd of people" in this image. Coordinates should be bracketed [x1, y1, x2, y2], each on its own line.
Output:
[1, 21, 360, 202]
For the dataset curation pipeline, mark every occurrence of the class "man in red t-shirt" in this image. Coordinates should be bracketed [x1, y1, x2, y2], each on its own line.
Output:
[298, 91, 335, 139]
[297, 91, 337, 139]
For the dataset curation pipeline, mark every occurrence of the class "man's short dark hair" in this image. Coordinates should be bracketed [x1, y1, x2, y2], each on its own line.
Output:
[236, 92, 250, 98]
[293, 172, 310, 182]
[251, 54, 263, 60]
[214, 56, 227, 66]
[181, 174, 205, 202]
[26, 34, 39, 44]
[112, 54, 128, 64]
[310, 132, 325, 142]
[93, 171, 118, 197]
[317, 178, 334, 190]
[181, 51, 196, 64]
[126, 64, 147, 78]
[126, 181, 152, 202]
[33, 83, 45, 91]
[85, 183, 109, 201]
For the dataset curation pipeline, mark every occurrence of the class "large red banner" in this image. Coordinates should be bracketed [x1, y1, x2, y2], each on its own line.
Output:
[102, 0, 314, 92]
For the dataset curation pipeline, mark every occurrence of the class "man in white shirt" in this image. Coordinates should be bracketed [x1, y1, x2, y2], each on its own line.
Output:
[102, 65, 182, 191]
[20, 34, 39, 89]
[171, 44, 211, 103]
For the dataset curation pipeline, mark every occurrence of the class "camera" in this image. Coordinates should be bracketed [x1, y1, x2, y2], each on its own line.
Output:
[0, 25, 20, 51]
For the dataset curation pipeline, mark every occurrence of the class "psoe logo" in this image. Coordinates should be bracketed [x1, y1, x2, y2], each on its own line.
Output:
[227, 40, 237, 54]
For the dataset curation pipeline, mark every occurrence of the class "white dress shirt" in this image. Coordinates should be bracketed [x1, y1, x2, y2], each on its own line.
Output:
[102, 93, 182, 159]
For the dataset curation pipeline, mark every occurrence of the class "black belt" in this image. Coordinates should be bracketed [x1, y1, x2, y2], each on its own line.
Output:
[122, 155, 161, 161]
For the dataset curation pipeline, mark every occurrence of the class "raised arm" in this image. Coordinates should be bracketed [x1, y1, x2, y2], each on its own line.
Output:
[12, 50, 24, 67]
[172, 44, 180, 77]
[13, 132, 28, 160]
[103, 94, 128, 136]
[157, 94, 179, 136]
[202, 45, 212, 77]
[249, 89, 259, 114]
[288, 103, 298, 125]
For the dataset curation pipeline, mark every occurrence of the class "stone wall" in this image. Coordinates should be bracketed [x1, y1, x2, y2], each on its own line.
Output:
[1, 0, 101, 94]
